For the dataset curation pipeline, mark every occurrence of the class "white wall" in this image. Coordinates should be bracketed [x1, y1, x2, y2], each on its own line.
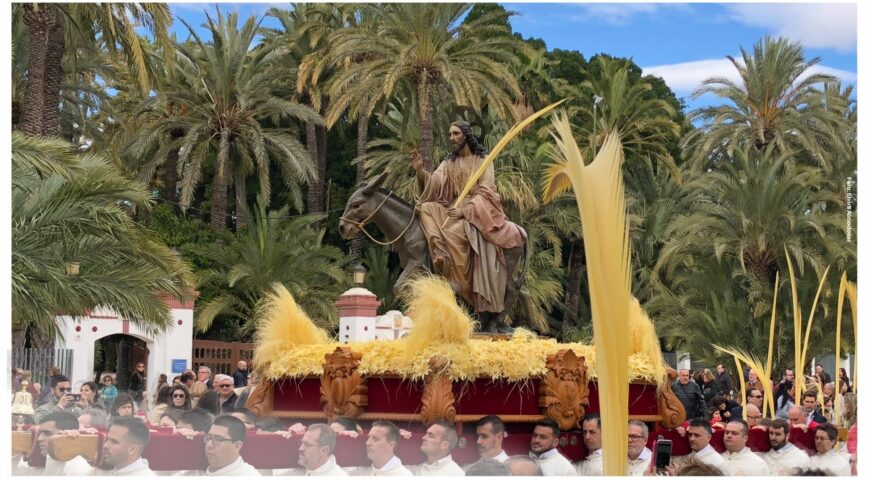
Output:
[55, 304, 194, 395]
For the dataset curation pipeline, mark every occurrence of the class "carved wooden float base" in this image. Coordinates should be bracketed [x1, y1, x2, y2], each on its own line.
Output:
[248, 347, 686, 430]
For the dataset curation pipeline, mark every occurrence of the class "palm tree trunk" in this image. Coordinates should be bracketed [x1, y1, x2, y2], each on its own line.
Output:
[12, 328, 27, 352]
[350, 105, 370, 260]
[28, 325, 55, 349]
[235, 176, 248, 230]
[42, 15, 65, 138]
[418, 77, 435, 172]
[22, 4, 56, 137]
[164, 148, 179, 205]
[562, 240, 585, 335]
[305, 121, 322, 215]
[210, 130, 230, 232]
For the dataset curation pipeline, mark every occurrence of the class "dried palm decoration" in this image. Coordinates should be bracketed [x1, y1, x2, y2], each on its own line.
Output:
[713, 345, 775, 418]
[784, 248, 831, 402]
[628, 296, 669, 387]
[400, 275, 475, 361]
[252, 283, 331, 374]
[542, 111, 629, 476]
[834, 274, 857, 423]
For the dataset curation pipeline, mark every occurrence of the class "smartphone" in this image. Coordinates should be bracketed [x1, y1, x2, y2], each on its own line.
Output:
[655, 439, 673, 472]
[68, 393, 82, 401]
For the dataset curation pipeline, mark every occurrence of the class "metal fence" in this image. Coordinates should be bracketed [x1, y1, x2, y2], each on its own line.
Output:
[192, 340, 254, 377]
[11, 348, 74, 386]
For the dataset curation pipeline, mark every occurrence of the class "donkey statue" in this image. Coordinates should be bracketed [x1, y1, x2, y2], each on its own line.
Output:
[339, 173, 534, 334]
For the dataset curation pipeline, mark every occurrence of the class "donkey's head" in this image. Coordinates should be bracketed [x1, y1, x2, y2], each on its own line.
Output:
[338, 172, 387, 239]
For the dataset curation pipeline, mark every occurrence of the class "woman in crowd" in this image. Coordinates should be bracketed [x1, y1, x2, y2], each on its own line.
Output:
[77, 381, 101, 409]
[147, 386, 173, 425]
[153, 373, 168, 404]
[699, 369, 721, 404]
[188, 379, 208, 408]
[158, 409, 182, 428]
[111, 393, 136, 419]
[168, 384, 192, 411]
[99, 375, 118, 409]
[775, 382, 795, 420]
[130, 362, 147, 410]
[839, 368, 851, 393]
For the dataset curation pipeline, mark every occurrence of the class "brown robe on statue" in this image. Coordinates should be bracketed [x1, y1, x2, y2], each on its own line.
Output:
[418, 154, 526, 313]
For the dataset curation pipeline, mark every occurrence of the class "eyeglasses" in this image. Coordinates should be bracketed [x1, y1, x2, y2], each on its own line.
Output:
[173, 394, 187, 399]
[204, 435, 234, 445]
[219, 384, 233, 388]
[628, 434, 645, 441]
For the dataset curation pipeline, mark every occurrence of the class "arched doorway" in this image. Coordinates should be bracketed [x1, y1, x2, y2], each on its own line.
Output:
[94, 334, 149, 391]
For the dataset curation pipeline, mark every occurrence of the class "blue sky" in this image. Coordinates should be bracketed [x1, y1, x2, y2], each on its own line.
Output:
[167, 2, 858, 110]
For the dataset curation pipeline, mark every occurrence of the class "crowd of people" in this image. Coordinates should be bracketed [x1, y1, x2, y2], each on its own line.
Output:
[10, 361, 857, 476]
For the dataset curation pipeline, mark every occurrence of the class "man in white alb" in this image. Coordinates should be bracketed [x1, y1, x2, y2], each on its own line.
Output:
[97, 416, 156, 475]
[810, 423, 851, 476]
[355, 420, 413, 476]
[474, 415, 509, 463]
[201, 415, 260, 475]
[281, 423, 348, 476]
[412, 420, 465, 476]
[12, 411, 93, 475]
[676, 419, 725, 470]
[761, 419, 809, 475]
[528, 418, 575, 476]
[576, 413, 603, 475]
[626, 420, 652, 476]
[720, 419, 770, 476]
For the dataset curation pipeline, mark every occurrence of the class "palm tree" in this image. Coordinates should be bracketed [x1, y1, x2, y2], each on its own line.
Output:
[143, 11, 320, 232]
[12, 133, 193, 349]
[326, 3, 524, 171]
[194, 203, 349, 337]
[683, 36, 848, 171]
[655, 146, 853, 322]
[18, 3, 172, 137]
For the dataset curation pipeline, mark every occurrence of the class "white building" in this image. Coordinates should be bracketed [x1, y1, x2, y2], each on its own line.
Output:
[54, 293, 196, 395]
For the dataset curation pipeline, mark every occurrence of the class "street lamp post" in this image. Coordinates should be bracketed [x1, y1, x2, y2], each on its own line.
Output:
[352, 264, 367, 286]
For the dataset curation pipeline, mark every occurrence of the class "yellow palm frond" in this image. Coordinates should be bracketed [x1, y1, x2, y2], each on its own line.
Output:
[452, 99, 566, 208]
[253, 283, 331, 373]
[546, 109, 630, 475]
[713, 345, 776, 418]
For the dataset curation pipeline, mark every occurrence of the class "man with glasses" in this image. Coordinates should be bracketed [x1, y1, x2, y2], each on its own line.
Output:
[33, 375, 80, 423]
[720, 419, 770, 476]
[731, 388, 764, 420]
[282, 423, 348, 476]
[745, 404, 763, 428]
[626, 420, 652, 476]
[201, 415, 259, 476]
[214, 374, 238, 414]
[809, 424, 850, 476]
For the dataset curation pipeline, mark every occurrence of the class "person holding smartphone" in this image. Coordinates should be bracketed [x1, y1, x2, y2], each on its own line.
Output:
[32, 375, 82, 423]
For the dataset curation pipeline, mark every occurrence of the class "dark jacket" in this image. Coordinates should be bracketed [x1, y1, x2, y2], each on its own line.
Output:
[715, 372, 733, 394]
[232, 369, 248, 388]
[672, 380, 706, 420]
[701, 380, 721, 404]
[220, 392, 239, 414]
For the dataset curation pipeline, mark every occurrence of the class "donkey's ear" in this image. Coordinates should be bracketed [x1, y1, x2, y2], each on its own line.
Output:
[367, 172, 387, 190]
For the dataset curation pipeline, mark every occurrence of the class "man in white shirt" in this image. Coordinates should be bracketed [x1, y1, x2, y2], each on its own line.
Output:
[97, 416, 156, 476]
[576, 413, 603, 475]
[762, 419, 810, 475]
[12, 411, 93, 475]
[528, 418, 574, 476]
[358, 420, 413, 476]
[677, 419, 725, 470]
[202, 415, 260, 476]
[281, 423, 348, 476]
[412, 420, 465, 476]
[720, 419, 770, 476]
[626, 420, 652, 476]
[810, 423, 851, 476]
[475, 415, 509, 463]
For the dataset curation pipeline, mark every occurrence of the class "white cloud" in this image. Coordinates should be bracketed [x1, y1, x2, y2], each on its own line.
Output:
[642, 58, 856, 94]
[552, 3, 692, 27]
[724, 4, 857, 53]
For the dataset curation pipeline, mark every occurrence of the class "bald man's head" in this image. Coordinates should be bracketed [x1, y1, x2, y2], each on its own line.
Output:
[745, 404, 762, 426]
[789, 406, 807, 426]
